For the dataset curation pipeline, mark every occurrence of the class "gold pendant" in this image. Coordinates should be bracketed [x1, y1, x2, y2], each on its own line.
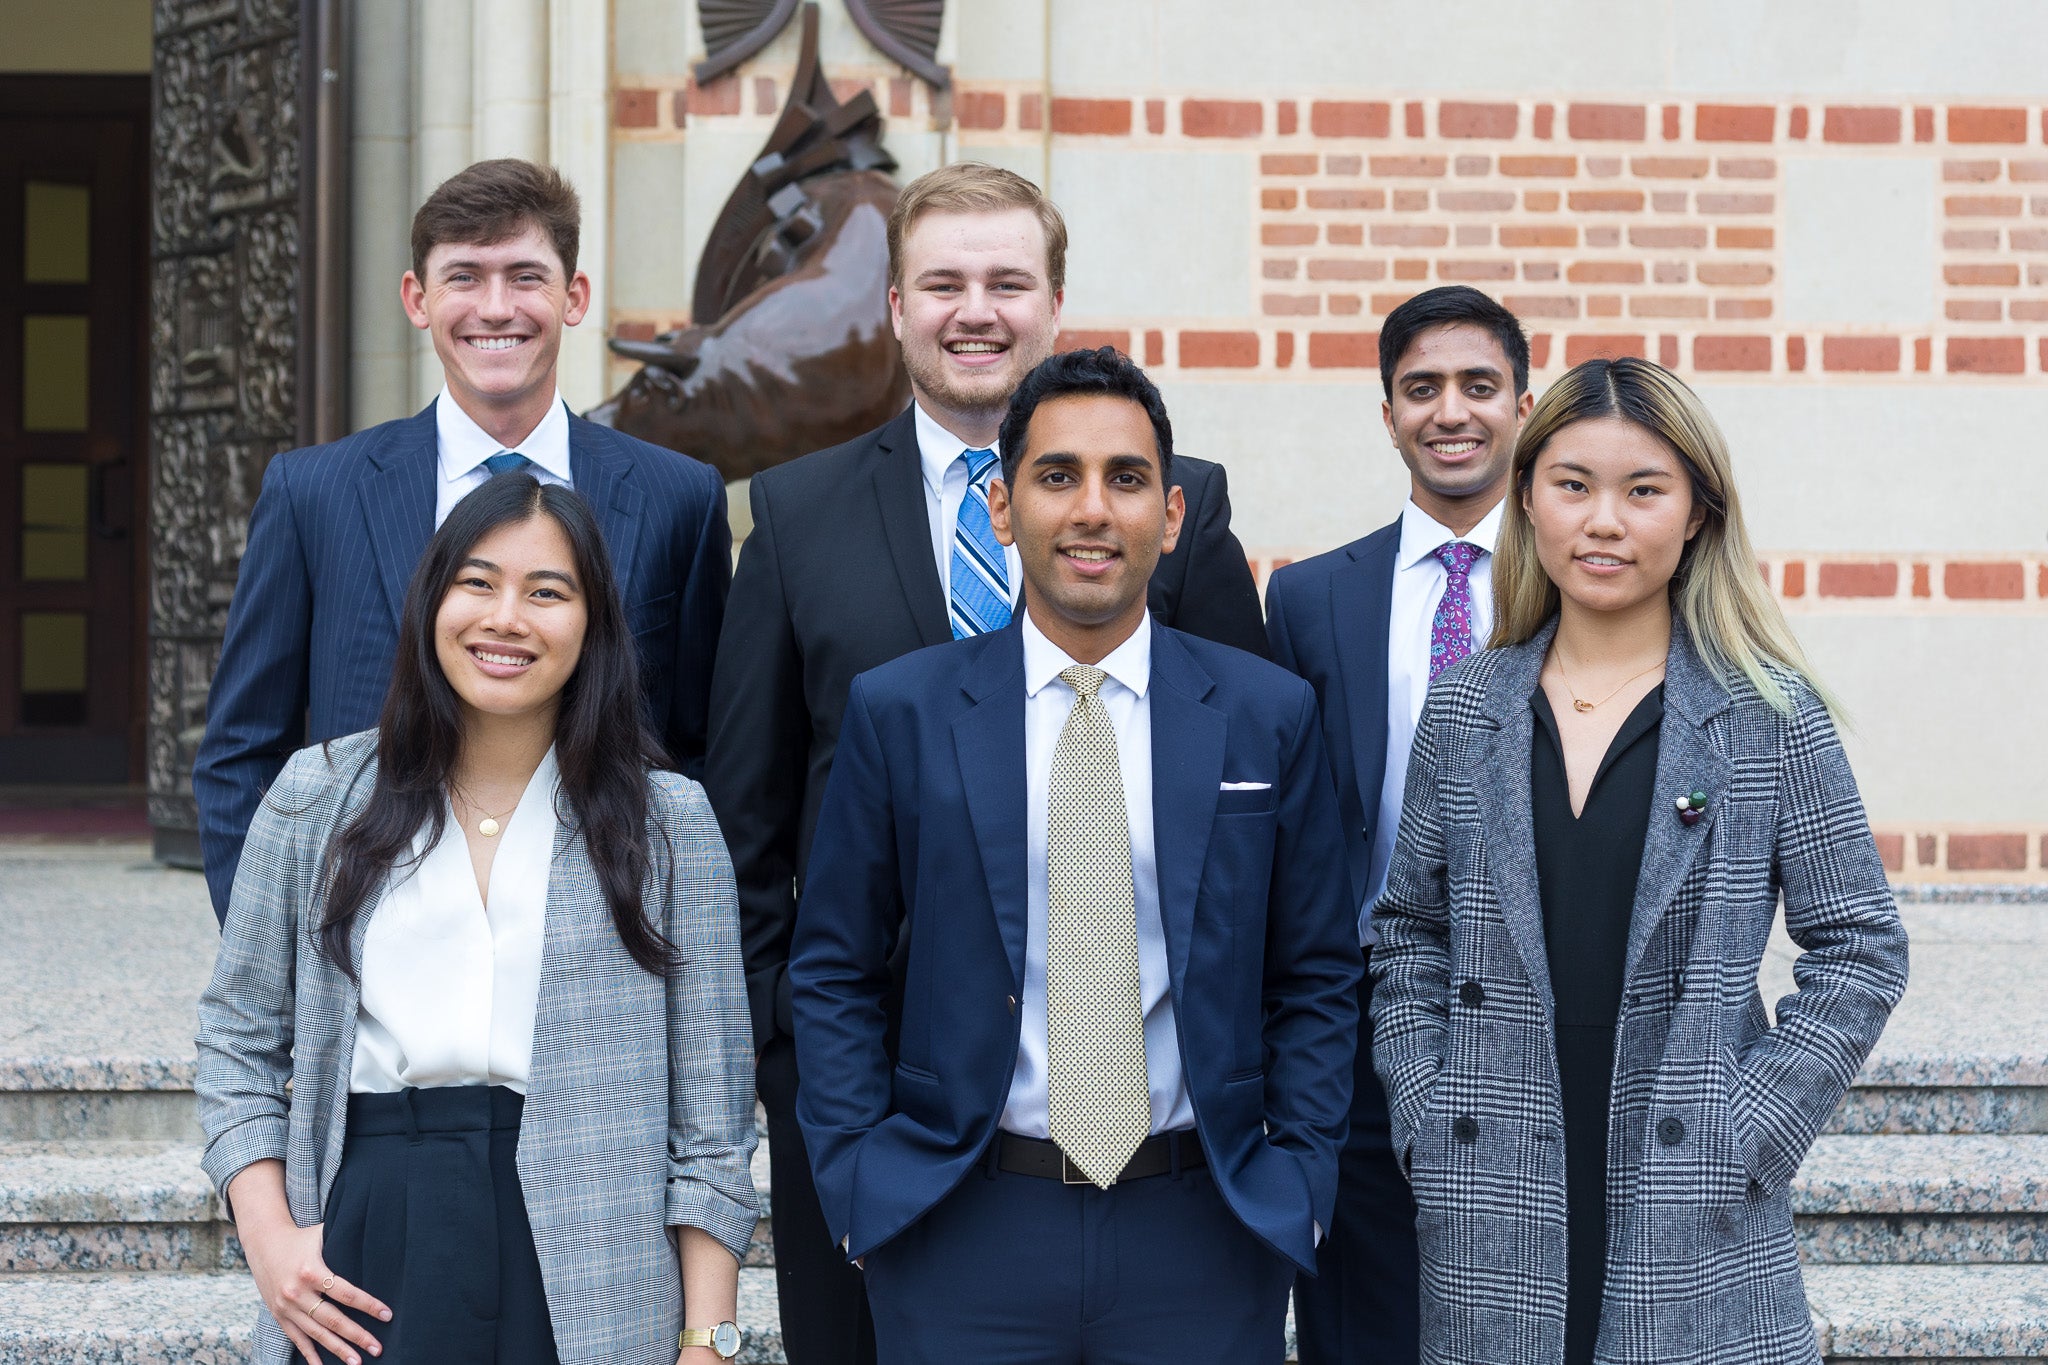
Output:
[1573, 699, 1595, 713]
[478, 818, 501, 837]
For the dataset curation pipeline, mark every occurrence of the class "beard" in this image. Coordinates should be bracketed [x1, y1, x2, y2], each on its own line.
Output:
[900, 331, 1052, 424]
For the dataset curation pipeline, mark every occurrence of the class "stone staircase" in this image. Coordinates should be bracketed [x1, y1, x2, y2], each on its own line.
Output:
[0, 845, 2043, 1361]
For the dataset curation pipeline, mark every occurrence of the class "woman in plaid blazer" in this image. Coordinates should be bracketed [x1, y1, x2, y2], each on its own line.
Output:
[1370, 358, 1908, 1365]
[197, 475, 759, 1365]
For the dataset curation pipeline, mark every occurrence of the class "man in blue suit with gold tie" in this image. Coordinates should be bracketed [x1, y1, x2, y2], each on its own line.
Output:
[789, 347, 1359, 1363]
[193, 159, 728, 921]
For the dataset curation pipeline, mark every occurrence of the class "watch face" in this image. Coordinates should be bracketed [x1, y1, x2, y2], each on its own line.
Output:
[713, 1322, 742, 1356]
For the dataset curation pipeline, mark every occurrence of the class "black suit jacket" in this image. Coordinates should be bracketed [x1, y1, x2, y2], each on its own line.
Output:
[705, 405, 1269, 1045]
[193, 403, 730, 919]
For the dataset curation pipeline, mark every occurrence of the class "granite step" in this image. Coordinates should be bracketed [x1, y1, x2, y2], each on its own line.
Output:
[0, 1267, 789, 1364]
[1805, 1263, 2048, 1361]
[0, 1062, 199, 1143]
[0, 1141, 239, 1274]
[1794, 1135, 2048, 1265]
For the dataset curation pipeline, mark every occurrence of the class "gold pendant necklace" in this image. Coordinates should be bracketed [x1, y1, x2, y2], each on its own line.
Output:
[1556, 655, 1665, 713]
[457, 788, 518, 838]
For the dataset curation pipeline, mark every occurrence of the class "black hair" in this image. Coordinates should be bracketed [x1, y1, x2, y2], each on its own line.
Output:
[997, 346, 1174, 488]
[316, 473, 676, 978]
[1378, 285, 1531, 401]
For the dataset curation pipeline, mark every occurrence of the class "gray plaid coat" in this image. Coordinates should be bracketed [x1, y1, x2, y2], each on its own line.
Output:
[1370, 620, 1907, 1365]
[196, 731, 760, 1365]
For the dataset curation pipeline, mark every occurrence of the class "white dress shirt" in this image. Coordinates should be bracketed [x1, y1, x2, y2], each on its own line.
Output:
[1001, 611, 1195, 1137]
[1365, 498, 1504, 944]
[912, 401, 1024, 607]
[433, 387, 575, 527]
[351, 747, 560, 1094]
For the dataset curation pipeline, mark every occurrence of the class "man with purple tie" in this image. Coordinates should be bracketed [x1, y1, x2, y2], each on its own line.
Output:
[1263, 286, 1534, 1363]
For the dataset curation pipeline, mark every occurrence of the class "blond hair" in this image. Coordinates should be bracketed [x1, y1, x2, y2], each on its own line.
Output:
[886, 161, 1068, 294]
[1490, 356, 1833, 716]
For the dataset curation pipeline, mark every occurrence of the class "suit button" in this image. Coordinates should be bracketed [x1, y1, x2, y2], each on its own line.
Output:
[1452, 1115, 1479, 1144]
[1007, 996, 1017, 1015]
[1626, 991, 1641, 1009]
[1657, 1116, 1686, 1146]
[1458, 981, 1485, 1007]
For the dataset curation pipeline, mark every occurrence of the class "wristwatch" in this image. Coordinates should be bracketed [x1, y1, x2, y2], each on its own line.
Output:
[680, 1322, 743, 1359]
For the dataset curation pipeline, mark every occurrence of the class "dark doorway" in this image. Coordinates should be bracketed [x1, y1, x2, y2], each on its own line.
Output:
[0, 78, 148, 783]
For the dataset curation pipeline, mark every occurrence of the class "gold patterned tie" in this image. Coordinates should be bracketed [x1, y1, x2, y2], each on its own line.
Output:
[1045, 664, 1151, 1188]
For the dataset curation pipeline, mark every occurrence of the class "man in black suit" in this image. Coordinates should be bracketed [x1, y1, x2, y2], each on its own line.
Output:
[1264, 286, 1533, 1364]
[704, 162, 1267, 1365]
[194, 160, 727, 921]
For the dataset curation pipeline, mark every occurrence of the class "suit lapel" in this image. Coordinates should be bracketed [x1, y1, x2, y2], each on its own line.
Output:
[1148, 629, 1225, 995]
[1332, 523, 1399, 819]
[1623, 624, 1734, 988]
[569, 416, 647, 586]
[1471, 628, 1554, 1006]
[870, 409, 950, 648]
[359, 405, 438, 627]
[954, 629, 1030, 991]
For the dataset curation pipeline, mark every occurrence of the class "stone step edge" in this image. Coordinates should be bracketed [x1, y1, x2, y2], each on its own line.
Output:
[0, 1060, 194, 1092]
[1792, 1134, 2048, 1215]
[1805, 1263, 2048, 1360]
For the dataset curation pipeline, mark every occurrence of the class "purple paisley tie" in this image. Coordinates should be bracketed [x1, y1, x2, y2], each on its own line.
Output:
[1429, 541, 1483, 682]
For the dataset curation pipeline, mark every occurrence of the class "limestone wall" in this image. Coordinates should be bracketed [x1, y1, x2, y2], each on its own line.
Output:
[358, 0, 2048, 880]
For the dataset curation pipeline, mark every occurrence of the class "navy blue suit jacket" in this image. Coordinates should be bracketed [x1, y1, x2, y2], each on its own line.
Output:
[1263, 520, 1401, 914]
[787, 622, 1359, 1273]
[192, 403, 730, 919]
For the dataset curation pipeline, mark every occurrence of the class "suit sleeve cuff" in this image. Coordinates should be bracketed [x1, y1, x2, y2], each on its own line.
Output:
[201, 1115, 290, 1216]
[667, 1178, 763, 1264]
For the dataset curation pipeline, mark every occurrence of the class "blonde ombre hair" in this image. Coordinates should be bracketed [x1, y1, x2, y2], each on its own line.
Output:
[1490, 356, 1832, 716]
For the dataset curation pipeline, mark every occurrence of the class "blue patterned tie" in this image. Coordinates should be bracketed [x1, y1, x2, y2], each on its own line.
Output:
[484, 451, 530, 476]
[950, 448, 1012, 639]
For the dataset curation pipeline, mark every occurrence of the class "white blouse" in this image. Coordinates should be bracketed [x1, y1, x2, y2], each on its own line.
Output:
[350, 748, 559, 1095]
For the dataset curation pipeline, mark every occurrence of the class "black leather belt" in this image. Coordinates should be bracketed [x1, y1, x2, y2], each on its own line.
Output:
[996, 1130, 1205, 1184]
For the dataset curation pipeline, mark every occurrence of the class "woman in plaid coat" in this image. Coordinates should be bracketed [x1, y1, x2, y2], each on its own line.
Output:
[1370, 357, 1908, 1365]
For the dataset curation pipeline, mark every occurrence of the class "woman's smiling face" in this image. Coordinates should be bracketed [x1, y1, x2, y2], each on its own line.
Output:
[434, 512, 588, 725]
[1522, 415, 1705, 617]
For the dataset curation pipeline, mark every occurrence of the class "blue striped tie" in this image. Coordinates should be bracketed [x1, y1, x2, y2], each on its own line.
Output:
[484, 451, 531, 476]
[950, 448, 1012, 639]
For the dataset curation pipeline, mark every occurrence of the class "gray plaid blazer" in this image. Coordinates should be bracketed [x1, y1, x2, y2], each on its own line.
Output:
[196, 731, 760, 1365]
[1370, 620, 1907, 1365]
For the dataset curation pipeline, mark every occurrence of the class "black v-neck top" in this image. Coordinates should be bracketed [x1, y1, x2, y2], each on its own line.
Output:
[1529, 682, 1664, 1365]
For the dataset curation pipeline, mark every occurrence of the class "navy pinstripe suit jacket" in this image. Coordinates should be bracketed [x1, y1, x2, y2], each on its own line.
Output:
[193, 403, 729, 920]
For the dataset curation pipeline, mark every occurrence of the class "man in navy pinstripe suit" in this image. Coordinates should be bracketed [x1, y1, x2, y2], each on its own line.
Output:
[194, 159, 730, 923]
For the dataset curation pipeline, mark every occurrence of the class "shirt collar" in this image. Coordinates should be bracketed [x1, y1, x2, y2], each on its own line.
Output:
[436, 387, 574, 486]
[1396, 495, 1505, 571]
[912, 399, 1002, 494]
[1022, 608, 1152, 701]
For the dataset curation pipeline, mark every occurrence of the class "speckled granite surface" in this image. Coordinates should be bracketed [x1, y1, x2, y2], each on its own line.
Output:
[1805, 1264, 2048, 1359]
[0, 1271, 255, 1363]
[0, 846, 217, 1102]
[1796, 1135, 2048, 1214]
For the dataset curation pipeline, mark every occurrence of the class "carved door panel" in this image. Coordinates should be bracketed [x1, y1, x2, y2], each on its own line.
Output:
[0, 109, 146, 782]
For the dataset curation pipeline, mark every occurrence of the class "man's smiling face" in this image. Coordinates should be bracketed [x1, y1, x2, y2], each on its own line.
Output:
[1381, 321, 1533, 518]
[889, 207, 1063, 429]
[402, 222, 590, 419]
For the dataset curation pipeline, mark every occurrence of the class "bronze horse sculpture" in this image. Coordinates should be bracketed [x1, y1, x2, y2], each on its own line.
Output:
[585, 7, 911, 481]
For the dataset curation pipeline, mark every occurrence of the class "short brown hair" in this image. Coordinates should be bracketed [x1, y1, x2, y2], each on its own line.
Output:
[886, 161, 1067, 295]
[410, 159, 581, 281]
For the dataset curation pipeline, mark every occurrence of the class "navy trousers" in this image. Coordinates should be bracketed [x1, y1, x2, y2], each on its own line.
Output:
[318, 1086, 560, 1365]
[863, 1137, 1294, 1365]
[1291, 947, 1420, 1364]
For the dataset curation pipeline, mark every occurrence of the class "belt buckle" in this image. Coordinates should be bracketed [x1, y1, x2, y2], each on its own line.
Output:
[1060, 1151, 1104, 1186]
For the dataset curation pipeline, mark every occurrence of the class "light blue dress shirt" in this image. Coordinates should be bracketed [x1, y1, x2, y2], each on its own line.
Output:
[1000, 610, 1195, 1138]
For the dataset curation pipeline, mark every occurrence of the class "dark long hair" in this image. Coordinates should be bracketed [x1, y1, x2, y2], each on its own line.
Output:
[317, 474, 676, 976]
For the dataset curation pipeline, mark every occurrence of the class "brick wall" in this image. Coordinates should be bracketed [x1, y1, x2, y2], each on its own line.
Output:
[929, 91, 2048, 380]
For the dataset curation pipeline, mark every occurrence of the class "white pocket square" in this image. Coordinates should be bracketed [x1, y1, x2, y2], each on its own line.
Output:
[1219, 781, 1272, 791]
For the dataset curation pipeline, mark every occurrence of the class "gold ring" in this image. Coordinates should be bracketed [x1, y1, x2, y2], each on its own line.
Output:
[319, 1274, 334, 1294]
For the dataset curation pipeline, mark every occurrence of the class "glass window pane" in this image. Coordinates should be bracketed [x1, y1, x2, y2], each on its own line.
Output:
[23, 315, 90, 432]
[23, 464, 89, 581]
[24, 182, 91, 284]
[21, 612, 88, 726]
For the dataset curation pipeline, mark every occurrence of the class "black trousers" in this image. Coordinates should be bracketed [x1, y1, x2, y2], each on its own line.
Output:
[1291, 947, 1421, 1365]
[758, 1034, 876, 1365]
[319, 1086, 560, 1365]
